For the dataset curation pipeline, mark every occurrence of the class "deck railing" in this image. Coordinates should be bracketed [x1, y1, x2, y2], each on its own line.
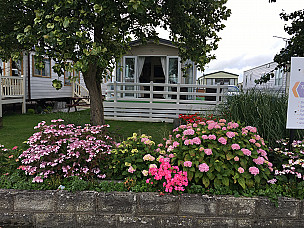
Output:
[0, 75, 26, 117]
[104, 82, 229, 122]
[72, 81, 90, 104]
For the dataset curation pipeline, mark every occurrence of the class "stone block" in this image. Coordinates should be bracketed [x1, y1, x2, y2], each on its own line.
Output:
[34, 213, 76, 228]
[0, 191, 14, 211]
[159, 216, 195, 227]
[197, 218, 235, 228]
[57, 191, 95, 213]
[14, 190, 56, 212]
[257, 197, 300, 219]
[218, 196, 256, 217]
[117, 215, 158, 228]
[280, 219, 304, 227]
[179, 194, 217, 216]
[0, 212, 34, 227]
[77, 214, 117, 228]
[237, 219, 280, 228]
[137, 192, 179, 215]
[96, 191, 136, 214]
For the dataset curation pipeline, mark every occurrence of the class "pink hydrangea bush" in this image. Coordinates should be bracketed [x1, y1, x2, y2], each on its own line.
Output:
[109, 133, 161, 180]
[146, 157, 188, 193]
[158, 119, 273, 190]
[18, 120, 113, 183]
[271, 139, 304, 184]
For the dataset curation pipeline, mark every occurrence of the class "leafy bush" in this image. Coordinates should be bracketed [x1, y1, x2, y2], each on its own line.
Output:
[109, 133, 160, 180]
[272, 139, 304, 184]
[219, 89, 304, 147]
[158, 119, 273, 190]
[18, 120, 113, 182]
[0, 145, 23, 176]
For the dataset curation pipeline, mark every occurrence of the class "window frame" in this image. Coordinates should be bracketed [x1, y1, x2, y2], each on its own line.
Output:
[64, 69, 80, 86]
[2, 59, 23, 76]
[32, 56, 51, 78]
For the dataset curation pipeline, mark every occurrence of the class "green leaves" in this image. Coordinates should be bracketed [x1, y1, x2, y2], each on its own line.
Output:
[93, 4, 103, 13]
[47, 23, 54, 29]
[63, 18, 70, 28]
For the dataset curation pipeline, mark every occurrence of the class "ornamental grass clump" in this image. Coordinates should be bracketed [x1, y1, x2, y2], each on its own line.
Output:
[109, 133, 160, 180]
[19, 120, 113, 183]
[158, 119, 273, 190]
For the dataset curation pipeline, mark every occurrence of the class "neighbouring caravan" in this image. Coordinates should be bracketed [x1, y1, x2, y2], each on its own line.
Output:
[243, 62, 290, 94]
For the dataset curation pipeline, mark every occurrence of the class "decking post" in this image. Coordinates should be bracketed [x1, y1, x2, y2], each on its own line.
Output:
[22, 75, 26, 114]
[176, 83, 180, 105]
[149, 81, 153, 120]
[114, 81, 117, 118]
[216, 83, 221, 106]
[114, 81, 117, 103]
[149, 81, 153, 103]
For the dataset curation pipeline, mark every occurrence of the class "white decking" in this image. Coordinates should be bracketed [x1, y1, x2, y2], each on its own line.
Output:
[0, 75, 26, 118]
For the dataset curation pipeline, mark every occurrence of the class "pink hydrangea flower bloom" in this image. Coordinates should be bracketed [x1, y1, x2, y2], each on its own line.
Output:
[169, 153, 175, 158]
[202, 135, 208, 140]
[222, 127, 227, 131]
[255, 143, 261, 148]
[184, 161, 192, 167]
[249, 167, 259, 176]
[231, 144, 240, 150]
[199, 163, 209, 172]
[238, 167, 244, 173]
[128, 166, 136, 173]
[208, 135, 216, 140]
[192, 137, 201, 145]
[218, 137, 227, 145]
[183, 129, 195, 136]
[176, 134, 181, 138]
[241, 148, 251, 156]
[253, 156, 265, 165]
[204, 148, 213, 155]
[267, 178, 277, 184]
[226, 132, 236, 138]
[234, 156, 239, 161]
[219, 119, 227, 123]
[12, 146, 18, 150]
[258, 149, 267, 157]
[249, 139, 256, 143]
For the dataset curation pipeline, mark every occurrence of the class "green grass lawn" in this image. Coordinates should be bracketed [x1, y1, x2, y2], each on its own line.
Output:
[0, 109, 173, 149]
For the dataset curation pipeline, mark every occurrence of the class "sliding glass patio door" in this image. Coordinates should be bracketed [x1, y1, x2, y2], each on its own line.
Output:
[123, 56, 137, 98]
[166, 56, 181, 99]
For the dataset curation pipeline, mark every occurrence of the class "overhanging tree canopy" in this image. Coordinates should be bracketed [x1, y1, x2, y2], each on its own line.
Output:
[0, 0, 231, 125]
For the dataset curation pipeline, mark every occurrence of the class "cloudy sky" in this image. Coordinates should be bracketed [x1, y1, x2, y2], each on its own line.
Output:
[158, 0, 304, 82]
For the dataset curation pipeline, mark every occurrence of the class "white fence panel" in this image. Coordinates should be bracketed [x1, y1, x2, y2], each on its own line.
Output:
[104, 82, 228, 122]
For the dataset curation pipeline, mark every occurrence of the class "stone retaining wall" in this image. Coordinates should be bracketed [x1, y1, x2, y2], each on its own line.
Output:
[0, 189, 303, 227]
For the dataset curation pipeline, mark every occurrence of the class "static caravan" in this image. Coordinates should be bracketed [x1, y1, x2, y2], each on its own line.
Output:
[0, 53, 89, 117]
[243, 62, 289, 94]
[113, 38, 197, 99]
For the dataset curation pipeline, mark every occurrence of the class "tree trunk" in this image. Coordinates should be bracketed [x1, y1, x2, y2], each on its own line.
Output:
[83, 62, 105, 126]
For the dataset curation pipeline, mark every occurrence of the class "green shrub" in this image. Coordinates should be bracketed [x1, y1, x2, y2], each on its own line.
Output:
[158, 119, 273, 190]
[109, 133, 160, 180]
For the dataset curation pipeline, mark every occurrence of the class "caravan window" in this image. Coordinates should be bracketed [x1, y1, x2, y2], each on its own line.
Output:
[1, 59, 23, 76]
[33, 57, 51, 78]
[275, 68, 283, 86]
[64, 70, 80, 86]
